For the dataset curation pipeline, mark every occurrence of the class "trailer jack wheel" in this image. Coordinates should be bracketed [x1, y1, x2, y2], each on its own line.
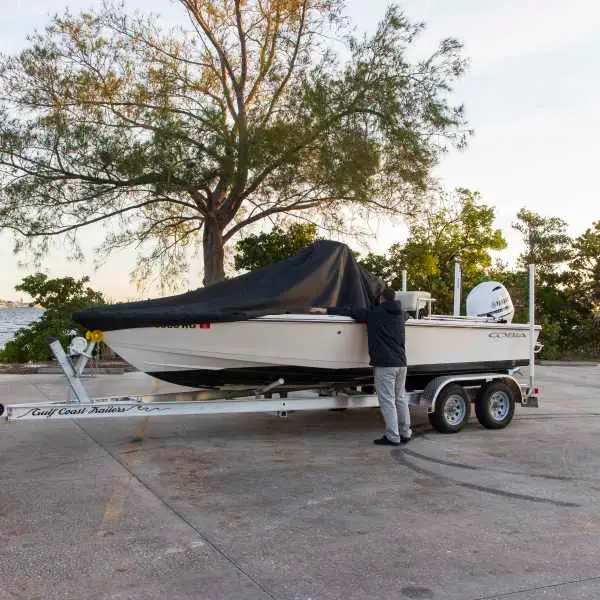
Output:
[428, 384, 470, 434]
[475, 381, 515, 429]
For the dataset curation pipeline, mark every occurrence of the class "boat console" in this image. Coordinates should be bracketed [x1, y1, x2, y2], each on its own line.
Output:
[394, 290, 433, 318]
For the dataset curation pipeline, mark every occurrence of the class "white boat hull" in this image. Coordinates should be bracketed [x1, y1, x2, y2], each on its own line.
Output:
[102, 315, 540, 390]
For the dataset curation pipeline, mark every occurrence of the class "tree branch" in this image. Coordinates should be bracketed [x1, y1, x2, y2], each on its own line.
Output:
[224, 198, 328, 241]
[240, 105, 383, 203]
[234, 0, 248, 96]
[181, 1, 241, 116]
[4, 198, 166, 237]
[134, 214, 203, 247]
[246, 0, 282, 105]
[187, 188, 209, 215]
[261, 0, 308, 125]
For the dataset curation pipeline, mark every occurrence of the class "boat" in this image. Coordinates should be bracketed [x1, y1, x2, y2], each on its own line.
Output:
[99, 313, 539, 391]
[73, 241, 541, 392]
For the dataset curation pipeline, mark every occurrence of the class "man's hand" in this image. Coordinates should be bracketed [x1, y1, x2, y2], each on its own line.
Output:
[309, 307, 327, 315]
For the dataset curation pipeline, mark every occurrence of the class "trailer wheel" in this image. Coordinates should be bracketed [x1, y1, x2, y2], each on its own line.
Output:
[428, 384, 470, 434]
[475, 381, 515, 429]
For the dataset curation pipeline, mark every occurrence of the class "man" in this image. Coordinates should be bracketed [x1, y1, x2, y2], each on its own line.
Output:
[310, 287, 412, 446]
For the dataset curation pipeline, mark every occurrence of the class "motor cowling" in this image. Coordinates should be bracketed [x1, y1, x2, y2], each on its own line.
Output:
[466, 281, 514, 323]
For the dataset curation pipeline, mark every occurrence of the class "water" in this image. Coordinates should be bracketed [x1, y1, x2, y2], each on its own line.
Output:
[0, 307, 45, 350]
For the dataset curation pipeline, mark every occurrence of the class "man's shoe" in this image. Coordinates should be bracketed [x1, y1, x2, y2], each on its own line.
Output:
[373, 436, 400, 446]
[400, 436, 411, 444]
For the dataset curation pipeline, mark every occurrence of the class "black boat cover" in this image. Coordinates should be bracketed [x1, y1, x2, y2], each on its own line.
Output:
[72, 240, 385, 331]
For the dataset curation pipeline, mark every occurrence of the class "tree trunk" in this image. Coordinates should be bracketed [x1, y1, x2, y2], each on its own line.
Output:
[203, 218, 226, 286]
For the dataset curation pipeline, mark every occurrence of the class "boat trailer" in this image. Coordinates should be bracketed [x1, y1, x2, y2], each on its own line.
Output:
[0, 266, 541, 434]
[0, 335, 539, 433]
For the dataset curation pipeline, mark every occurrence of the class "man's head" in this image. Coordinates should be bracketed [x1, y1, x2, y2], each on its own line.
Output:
[381, 287, 396, 302]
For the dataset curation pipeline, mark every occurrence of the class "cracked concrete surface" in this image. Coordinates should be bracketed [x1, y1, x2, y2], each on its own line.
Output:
[1, 365, 599, 600]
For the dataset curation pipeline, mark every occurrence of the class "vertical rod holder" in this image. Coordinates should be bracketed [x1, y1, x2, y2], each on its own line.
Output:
[453, 260, 462, 316]
[528, 263, 536, 395]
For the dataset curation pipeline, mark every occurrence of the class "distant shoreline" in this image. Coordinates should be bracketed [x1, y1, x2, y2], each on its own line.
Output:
[0, 304, 44, 309]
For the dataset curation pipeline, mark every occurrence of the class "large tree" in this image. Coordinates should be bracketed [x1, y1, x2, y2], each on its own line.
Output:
[0, 1, 468, 287]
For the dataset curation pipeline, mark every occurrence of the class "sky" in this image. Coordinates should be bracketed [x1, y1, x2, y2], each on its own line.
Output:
[1, 0, 599, 300]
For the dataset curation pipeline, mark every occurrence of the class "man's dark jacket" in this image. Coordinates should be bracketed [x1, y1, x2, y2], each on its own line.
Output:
[327, 300, 406, 367]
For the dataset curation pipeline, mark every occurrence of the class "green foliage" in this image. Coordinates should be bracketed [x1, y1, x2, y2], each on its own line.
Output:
[354, 188, 506, 313]
[0, 274, 105, 363]
[0, 1, 469, 286]
[505, 210, 599, 359]
[395, 188, 506, 312]
[570, 221, 600, 306]
[357, 252, 397, 283]
[512, 209, 572, 281]
[234, 222, 319, 271]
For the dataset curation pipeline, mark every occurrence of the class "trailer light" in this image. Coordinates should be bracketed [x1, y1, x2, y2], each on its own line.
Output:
[85, 330, 104, 343]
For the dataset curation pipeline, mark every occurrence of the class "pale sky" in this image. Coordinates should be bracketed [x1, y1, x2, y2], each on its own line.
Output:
[1, 0, 599, 300]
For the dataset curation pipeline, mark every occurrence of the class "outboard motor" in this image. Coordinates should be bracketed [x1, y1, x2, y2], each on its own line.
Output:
[466, 281, 514, 323]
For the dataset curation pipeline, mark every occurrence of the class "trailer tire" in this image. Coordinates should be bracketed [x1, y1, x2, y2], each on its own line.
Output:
[475, 381, 515, 429]
[428, 384, 470, 434]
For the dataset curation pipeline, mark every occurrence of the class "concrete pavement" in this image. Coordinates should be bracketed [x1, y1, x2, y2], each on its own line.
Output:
[1, 365, 600, 600]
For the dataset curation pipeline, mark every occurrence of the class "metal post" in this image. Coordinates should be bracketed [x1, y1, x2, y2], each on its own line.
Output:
[74, 341, 96, 376]
[48, 338, 91, 403]
[453, 260, 461, 316]
[401, 270, 407, 291]
[528, 263, 536, 394]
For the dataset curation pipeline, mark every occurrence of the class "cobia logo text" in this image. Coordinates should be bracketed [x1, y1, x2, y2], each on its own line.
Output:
[488, 332, 527, 339]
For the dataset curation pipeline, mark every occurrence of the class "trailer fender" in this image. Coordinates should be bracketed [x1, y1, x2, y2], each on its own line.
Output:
[423, 373, 523, 414]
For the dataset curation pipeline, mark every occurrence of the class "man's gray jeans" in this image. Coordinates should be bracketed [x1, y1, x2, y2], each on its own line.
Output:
[373, 366, 412, 442]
